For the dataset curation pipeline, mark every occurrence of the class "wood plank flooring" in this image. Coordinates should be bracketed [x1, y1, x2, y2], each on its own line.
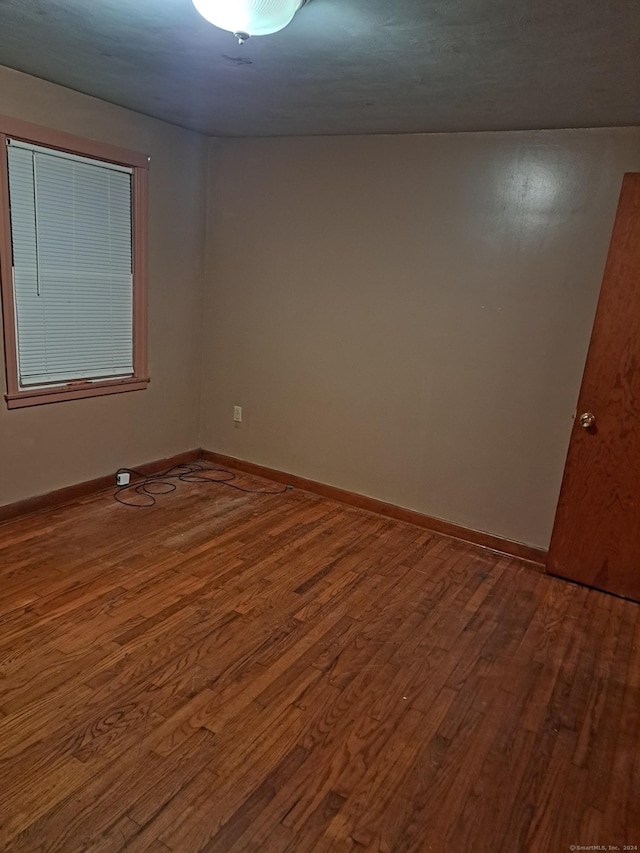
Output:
[0, 470, 638, 851]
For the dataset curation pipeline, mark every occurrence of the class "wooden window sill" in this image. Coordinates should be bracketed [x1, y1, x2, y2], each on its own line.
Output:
[5, 377, 150, 409]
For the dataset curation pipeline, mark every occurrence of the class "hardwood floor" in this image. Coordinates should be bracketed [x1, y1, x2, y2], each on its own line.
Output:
[0, 470, 638, 851]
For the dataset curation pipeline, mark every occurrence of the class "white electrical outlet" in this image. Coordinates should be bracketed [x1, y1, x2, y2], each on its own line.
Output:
[116, 472, 130, 486]
[234, 405, 243, 423]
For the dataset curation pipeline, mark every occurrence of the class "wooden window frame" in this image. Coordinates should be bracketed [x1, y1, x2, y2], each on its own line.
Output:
[0, 116, 149, 409]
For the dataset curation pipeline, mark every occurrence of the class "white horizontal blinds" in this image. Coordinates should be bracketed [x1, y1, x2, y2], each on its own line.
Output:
[7, 139, 134, 387]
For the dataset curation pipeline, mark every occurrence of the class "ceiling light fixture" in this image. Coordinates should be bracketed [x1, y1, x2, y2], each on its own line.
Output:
[192, 0, 306, 44]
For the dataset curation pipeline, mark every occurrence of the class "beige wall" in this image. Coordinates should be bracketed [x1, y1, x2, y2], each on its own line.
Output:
[0, 66, 207, 506]
[200, 129, 640, 548]
[2, 68, 638, 550]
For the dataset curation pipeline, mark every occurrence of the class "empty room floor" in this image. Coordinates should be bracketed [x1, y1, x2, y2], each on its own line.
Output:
[0, 468, 638, 851]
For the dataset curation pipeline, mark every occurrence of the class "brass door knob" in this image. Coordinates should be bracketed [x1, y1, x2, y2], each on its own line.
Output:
[579, 412, 596, 428]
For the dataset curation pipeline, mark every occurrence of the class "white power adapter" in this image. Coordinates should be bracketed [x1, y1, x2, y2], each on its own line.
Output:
[116, 472, 131, 486]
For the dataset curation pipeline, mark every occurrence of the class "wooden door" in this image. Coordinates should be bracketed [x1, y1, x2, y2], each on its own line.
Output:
[547, 173, 640, 602]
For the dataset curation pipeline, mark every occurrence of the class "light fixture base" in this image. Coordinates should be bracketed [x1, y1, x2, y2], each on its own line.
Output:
[234, 31, 250, 45]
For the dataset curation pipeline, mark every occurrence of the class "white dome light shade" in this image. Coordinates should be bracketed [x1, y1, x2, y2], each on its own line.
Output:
[192, 0, 304, 37]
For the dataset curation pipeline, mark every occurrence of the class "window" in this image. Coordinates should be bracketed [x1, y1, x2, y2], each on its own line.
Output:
[0, 117, 149, 408]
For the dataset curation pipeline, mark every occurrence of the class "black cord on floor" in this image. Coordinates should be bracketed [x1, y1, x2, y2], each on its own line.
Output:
[114, 461, 289, 508]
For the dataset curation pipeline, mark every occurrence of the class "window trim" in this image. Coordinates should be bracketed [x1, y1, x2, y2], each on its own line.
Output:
[0, 116, 149, 409]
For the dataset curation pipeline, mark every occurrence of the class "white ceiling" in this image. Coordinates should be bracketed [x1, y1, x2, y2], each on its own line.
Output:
[0, 0, 638, 137]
